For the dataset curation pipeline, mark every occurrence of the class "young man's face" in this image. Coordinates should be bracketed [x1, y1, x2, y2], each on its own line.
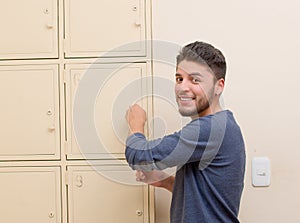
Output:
[175, 60, 218, 118]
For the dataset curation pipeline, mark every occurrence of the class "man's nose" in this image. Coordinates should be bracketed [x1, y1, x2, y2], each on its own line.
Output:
[179, 79, 191, 91]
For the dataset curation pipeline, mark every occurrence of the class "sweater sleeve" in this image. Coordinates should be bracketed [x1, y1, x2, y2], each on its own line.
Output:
[125, 113, 227, 170]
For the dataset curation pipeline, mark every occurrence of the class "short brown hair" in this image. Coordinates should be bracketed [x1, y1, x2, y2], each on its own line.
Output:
[176, 41, 227, 80]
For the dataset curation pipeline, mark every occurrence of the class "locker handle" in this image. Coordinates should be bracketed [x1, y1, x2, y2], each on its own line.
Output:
[135, 21, 141, 27]
[47, 24, 54, 29]
[48, 126, 55, 132]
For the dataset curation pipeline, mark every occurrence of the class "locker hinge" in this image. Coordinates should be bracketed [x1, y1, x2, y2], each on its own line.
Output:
[63, 69, 68, 83]
[65, 170, 70, 186]
[63, 140, 68, 156]
[63, 38, 67, 55]
[63, 70, 68, 157]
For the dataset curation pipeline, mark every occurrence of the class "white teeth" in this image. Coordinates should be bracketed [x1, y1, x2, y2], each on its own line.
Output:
[180, 97, 193, 101]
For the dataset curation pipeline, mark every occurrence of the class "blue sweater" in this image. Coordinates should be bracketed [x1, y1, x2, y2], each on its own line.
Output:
[125, 110, 245, 223]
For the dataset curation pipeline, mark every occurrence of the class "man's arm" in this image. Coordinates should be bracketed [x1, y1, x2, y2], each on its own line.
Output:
[136, 170, 175, 192]
[126, 105, 176, 192]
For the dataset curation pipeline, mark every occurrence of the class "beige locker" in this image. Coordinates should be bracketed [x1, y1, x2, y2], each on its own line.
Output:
[64, 0, 146, 58]
[0, 0, 58, 60]
[0, 65, 60, 160]
[67, 165, 148, 223]
[65, 63, 148, 159]
[0, 166, 61, 223]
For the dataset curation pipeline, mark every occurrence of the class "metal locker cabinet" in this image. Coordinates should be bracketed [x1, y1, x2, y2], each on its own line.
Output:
[65, 63, 148, 159]
[0, 0, 58, 60]
[64, 0, 146, 58]
[0, 65, 60, 160]
[0, 167, 61, 223]
[67, 165, 148, 223]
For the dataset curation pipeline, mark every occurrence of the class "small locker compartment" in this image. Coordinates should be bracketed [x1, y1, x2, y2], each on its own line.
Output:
[65, 63, 149, 159]
[67, 165, 149, 223]
[64, 0, 146, 58]
[0, 0, 58, 59]
[0, 166, 61, 223]
[0, 65, 60, 160]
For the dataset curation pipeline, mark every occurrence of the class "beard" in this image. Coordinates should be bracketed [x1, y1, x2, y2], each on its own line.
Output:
[177, 88, 215, 117]
[178, 98, 210, 117]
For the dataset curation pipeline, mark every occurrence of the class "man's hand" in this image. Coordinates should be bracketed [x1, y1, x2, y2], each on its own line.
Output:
[126, 104, 147, 135]
[136, 170, 174, 192]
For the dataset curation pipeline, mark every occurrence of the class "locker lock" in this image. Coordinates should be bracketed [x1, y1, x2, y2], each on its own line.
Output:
[136, 209, 143, 216]
[48, 211, 55, 218]
[47, 109, 53, 116]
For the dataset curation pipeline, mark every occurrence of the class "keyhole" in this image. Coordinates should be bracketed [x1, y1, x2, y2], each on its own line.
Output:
[136, 209, 143, 216]
[47, 110, 52, 116]
[49, 212, 55, 218]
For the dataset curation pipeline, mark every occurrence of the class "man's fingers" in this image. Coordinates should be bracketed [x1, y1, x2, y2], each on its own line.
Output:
[136, 170, 146, 182]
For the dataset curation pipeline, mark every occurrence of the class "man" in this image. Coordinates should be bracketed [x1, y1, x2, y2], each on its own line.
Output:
[125, 41, 245, 223]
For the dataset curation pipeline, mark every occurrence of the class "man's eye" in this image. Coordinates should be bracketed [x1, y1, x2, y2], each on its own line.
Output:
[192, 78, 201, 83]
[176, 77, 183, 82]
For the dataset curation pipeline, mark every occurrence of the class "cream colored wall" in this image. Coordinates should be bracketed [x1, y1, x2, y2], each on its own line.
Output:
[152, 0, 300, 222]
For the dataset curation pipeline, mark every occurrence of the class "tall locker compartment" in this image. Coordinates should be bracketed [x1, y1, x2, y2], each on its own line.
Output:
[64, 0, 146, 57]
[67, 165, 148, 223]
[0, 65, 60, 160]
[65, 63, 149, 159]
[0, 167, 61, 223]
[0, 0, 58, 59]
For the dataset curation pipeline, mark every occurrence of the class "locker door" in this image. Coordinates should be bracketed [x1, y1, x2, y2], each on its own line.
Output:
[0, 65, 60, 160]
[67, 165, 148, 223]
[0, 0, 58, 60]
[65, 63, 148, 159]
[64, 0, 146, 58]
[0, 167, 61, 223]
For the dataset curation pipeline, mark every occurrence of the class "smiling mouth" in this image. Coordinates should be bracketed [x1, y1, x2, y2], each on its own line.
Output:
[179, 96, 195, 101]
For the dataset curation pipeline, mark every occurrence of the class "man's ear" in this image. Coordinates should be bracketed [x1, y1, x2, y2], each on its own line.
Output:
[215, 78, 225, 95]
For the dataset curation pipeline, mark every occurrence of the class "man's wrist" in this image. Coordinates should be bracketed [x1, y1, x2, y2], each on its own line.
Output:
[161, 176, 175, 192]
[129, 124, 145, 135]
